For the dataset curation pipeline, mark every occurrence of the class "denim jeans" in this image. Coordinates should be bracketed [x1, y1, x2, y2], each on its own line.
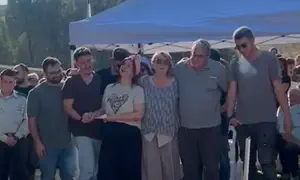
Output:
[220, 149, 230, 180]
[39, 143, 76, 180]
[75, 136, 101, 180]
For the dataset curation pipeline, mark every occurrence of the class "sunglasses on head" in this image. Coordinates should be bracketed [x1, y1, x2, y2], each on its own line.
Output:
[155, 59, 169, 65]
[235, 43, 248, 50]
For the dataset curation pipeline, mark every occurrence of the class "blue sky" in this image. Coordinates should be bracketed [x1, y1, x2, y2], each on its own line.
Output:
[0, 0, 7, 5]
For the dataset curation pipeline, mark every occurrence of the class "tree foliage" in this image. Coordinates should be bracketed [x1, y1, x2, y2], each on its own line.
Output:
[0, 0, 122, 68]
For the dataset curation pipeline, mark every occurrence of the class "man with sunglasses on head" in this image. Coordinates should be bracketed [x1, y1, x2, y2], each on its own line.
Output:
[226, 26, 292, 180]
[174, 39, 228, 180]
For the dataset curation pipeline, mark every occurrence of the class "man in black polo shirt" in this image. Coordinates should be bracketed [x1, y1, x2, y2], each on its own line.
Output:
[62, 47, 103, 180]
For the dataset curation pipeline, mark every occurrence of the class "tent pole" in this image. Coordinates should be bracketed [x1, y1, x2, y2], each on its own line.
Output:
[87, 0, 92, 18]
[138, 43, 144, 55]
[70, 0, 92, 68]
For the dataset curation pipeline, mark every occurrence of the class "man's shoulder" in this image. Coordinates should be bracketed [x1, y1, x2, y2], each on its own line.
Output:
[28, 83, 44, 97]
[15, 91, 26, 98]
[209, 59, 227, 71]
[63, 75, 79, 86]
[133, 84, 144, 92]
[96, 68, 111, 76]
[14, 91, 27, 102]
[259, 50, 276, 62]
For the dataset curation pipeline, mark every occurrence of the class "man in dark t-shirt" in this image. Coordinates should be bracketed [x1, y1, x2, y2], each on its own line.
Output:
[96, 47, 131, 96]
[62, 47, 103, 180]
[13, 63, 35, 95]
[12, 64, 36, 180]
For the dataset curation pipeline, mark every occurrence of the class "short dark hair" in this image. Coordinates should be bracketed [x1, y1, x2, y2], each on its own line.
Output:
[269, 47, 278, 53]
[41, 57, 61, 72]
[14, 63, 29, 73]
[287, 58, 295, 65]
[0, 69, 17, 78]
[112, 48, 131, 61]
[73, 47, 92, 61]
[233, 26, 254, 40]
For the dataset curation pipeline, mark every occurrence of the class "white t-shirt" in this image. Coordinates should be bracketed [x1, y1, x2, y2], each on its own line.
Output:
[102, 83, 144, 127]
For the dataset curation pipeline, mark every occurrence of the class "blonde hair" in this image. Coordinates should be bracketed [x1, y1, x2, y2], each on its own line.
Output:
[151, 51, 173, 76]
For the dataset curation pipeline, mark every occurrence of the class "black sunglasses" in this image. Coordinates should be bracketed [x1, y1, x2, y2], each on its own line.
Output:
[235, 43, 248, 50]
[155, 58, 169, 65]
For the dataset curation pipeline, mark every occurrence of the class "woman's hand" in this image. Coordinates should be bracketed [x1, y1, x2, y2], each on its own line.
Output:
[81, 112, 94, 123]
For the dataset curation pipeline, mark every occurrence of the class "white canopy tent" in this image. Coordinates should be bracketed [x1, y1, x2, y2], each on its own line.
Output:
[69, 0, 300, 54]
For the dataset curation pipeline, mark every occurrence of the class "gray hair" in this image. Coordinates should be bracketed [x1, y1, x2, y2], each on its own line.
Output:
[192, 39, 211, 56]
[233, 26, 254, 40]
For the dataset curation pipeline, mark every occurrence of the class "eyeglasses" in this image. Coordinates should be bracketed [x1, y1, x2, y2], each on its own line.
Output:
[155, 59, 169, 65]
[47, 69, 62, 76]
[235, 43, 248, 50]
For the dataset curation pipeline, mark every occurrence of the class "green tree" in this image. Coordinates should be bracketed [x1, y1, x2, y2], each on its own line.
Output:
[0, 16, 13, 64]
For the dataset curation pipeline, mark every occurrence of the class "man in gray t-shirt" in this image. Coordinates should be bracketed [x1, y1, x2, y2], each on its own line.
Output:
[27, 57, 75, 180]
[174, 39, 228, 180]
[227, 27, 292, 180]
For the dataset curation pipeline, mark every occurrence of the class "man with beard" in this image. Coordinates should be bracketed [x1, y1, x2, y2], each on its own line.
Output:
[27, 57, 75, 180]
[13, 63, 36, 180]
[13, 64, 35, 95]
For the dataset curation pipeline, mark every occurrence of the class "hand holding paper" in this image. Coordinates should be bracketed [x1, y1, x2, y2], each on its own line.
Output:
[95, 114, 108, 119]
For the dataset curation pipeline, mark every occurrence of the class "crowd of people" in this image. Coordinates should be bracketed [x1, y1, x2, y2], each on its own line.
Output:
[0, 25, 300, 180]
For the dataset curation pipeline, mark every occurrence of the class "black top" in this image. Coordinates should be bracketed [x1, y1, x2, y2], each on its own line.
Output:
[96, 68, 118, 96]
[14, 85, 35, 97]
[62, 74, 102, 138]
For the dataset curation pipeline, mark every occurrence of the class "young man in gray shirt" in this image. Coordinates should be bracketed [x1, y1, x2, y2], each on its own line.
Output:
[27, 57, 75, 180]
[174, 39, 228, 180]
[226, 27, 292, 180]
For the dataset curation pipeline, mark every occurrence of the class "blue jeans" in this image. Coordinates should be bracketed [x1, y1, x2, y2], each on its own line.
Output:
[39, 143, 76, 180]
[75, 136, 101, 180]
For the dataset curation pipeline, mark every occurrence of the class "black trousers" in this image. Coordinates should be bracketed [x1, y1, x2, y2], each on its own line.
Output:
[178, 126, 221, 180]
[278, 136, 299, 177]
[0, 138, 29, 180]
[236, 122, 277, 180]
[98, 122, 142, 180]
[26, 135, 38, 180]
